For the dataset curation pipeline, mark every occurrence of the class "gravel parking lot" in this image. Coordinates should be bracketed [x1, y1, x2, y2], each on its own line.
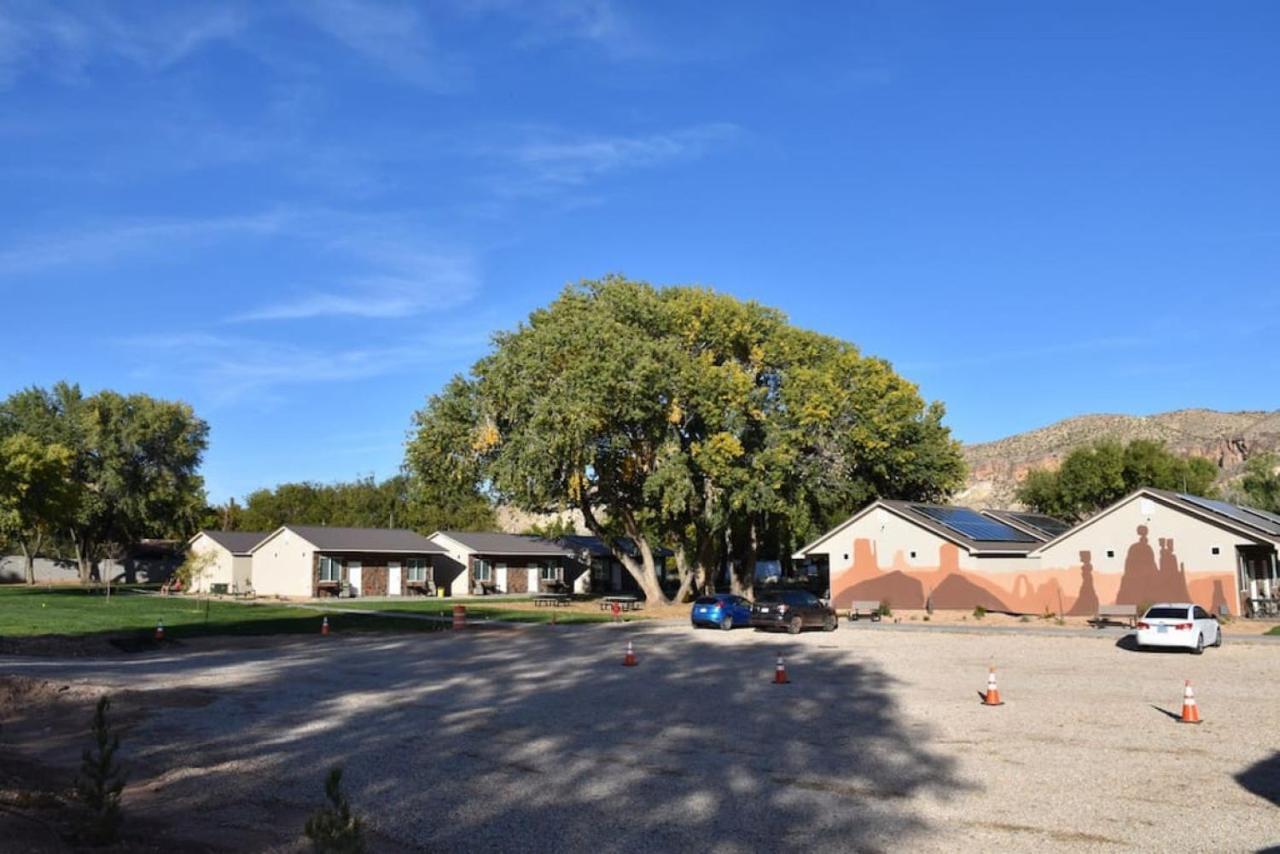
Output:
[2, 621, 1277, 852]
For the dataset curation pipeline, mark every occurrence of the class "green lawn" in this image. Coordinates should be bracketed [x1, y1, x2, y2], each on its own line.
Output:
[324, 597, 633, 624]
[1268, 624, 1280, 636]
[0, 586, 446, 639]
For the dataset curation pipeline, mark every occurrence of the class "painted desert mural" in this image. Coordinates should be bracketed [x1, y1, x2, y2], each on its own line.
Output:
[830, 524, 1237, 615]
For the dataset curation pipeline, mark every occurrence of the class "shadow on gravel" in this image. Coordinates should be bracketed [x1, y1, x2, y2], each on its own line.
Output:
[4, 623, 973, 851]
[1236, 751, 1280, 807]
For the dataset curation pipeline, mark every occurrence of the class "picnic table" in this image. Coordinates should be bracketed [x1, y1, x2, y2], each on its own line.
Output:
[599, 595, 643, 612]
[532, 592, 571, 607]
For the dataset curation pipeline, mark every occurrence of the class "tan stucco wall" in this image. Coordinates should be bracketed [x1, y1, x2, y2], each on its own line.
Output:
[188, 534, 234, 593]
[252, 529, 315, 598]
[1035, 493, 1247, 614]
[811, 506, 1043, 611]
[428, 534, 474, 597]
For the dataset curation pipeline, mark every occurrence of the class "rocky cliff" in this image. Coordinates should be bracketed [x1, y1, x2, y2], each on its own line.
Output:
[959, 409, 1280, 509]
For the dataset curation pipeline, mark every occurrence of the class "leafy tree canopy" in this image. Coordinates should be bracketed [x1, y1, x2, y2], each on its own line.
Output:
[0, 382, 209, 582]
[405, 276, 965, 602]
[207, 473, 494, 534]
[1231, 453, 1280, 514]
[1016, 439, 1219, 521]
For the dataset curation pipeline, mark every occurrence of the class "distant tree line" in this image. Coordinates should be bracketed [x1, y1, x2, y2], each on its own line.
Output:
[0, 383, 208, 584]
[1015, 439, 1219, 521]
[204, 473, 494, 535]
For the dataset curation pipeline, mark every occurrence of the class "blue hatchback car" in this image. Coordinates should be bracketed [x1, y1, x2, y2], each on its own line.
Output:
[690, 594, 753, 630]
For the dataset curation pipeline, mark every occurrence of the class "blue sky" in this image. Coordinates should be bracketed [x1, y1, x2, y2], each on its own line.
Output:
[2, 1, 1278, 503]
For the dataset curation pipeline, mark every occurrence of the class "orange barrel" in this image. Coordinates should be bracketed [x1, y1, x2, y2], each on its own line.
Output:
[452, 604, 466, 630]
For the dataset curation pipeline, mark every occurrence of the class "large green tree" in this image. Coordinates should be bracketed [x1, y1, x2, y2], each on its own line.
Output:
[1016, 439, 1218, 521]
[0, 383, 210, 583]
[405, 276, 965, 603]
[1233, 453, 1280, 513]
[0, 434, 79, 584]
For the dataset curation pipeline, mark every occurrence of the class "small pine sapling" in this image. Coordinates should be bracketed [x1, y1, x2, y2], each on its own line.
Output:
[74, 696, 125, 846]
[305, 766, 366, 854]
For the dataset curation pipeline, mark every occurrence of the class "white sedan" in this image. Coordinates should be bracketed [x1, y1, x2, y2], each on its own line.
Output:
[1135, 603, 1222, 654]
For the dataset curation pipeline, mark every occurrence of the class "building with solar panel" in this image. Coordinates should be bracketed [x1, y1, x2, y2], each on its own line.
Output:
[792, 500, 1068, 614]
[794, 489, 1280, 618]
[1030, 488, 1280, 618]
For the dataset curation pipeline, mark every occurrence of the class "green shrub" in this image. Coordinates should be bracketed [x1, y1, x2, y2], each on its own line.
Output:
[74, 696, 125, 846]
[876, 601, 892, 618]
[1019, 615, 1031, 623]
[305, 766, 365, 854]
[972, 606, 986, 619]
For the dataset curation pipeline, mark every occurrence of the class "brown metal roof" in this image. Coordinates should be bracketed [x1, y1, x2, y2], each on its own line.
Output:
[287, 526, 446, 554]
[199, 530, 270, 555]
[433, 531, 571, 557]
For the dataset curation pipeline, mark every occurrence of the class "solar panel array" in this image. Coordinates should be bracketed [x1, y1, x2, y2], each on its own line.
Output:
[1178, 493, 1280, 536]
[1002, 512, 1072, 538]
[911, 505, 1038, 543]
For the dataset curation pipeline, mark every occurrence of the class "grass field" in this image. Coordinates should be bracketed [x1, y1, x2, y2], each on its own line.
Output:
[324, 596, 641, 625]
[0, 586, 447, 639]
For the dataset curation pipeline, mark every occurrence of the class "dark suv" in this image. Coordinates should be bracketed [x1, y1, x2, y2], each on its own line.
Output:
[750, 590, 838, 634]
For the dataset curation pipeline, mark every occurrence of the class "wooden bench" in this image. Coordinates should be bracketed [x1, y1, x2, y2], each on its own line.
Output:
[848, 600, 882, 622]
[1094, 604, 1137, 628]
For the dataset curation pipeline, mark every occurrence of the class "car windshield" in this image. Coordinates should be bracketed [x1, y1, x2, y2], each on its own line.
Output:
[783, 591, 816, 605]
[694, 597, 720, 605]
[756, 592, 782, 603]
[1144, 607, 1191, 619]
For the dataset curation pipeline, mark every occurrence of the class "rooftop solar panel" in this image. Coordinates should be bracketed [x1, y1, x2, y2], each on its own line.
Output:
[1004, 512, 1072, 538]
[911, 505, 1038, 543]
[1177, 494, 1280, 536]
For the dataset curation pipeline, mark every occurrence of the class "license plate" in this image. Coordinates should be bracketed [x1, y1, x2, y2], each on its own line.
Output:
[1157, 625, 1168, 633]
[759, 606, 770, 613]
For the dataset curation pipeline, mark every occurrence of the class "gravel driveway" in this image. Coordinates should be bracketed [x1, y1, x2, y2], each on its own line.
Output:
[2, 621, 1277, 852]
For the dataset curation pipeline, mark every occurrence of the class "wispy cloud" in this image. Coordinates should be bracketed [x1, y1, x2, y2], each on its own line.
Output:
[490, 123, 741, 195]
[0, 1, 246, 84]
[454, 0, 643, 57]
[299, 0, 459, 90]
[233, 245, 479, 321]
[121, 330, 490, 404]
[0, 211, 290, 276]
[0, 209, 481, 322]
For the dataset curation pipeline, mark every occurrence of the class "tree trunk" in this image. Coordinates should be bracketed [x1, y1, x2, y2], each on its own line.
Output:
[577, 496, 670, 605]
[731, 518, 758, 600]
[20, 532, 42, 585]
[72, 534, 95, 585]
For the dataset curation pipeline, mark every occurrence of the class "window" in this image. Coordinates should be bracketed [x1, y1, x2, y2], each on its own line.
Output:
[474, 559, 492, 582]
[540, 563, 562, 581]
[319, 556, 341, 582]
[591, 558, 609, 585]
[909, 551, 917, 559]
[407, 558, 430, 582]
[1211, 547, 1220, 555]
[1106, 550, 1115, 558]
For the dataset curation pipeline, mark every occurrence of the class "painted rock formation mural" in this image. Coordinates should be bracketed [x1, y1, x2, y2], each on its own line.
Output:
[829, 526, 1236, 615]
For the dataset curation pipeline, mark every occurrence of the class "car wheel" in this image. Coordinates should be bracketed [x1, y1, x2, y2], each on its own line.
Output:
[720, 615, 733, 631]
[787, 616, 803, 635]
[1193, 633, 1205, 655]
[823, 615, 837, 632]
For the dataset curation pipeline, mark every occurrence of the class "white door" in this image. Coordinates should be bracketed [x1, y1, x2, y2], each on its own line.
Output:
[528, 566, 540, 593]
[495, 564, 507, 592]
[347, 561, 362, 596]
[387, 562, 401, 596]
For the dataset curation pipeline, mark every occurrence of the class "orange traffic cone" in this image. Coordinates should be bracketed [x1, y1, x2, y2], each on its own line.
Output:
[1178, 680, 1201, 724]
[622, 640, 638, 667]
[982, 666, 1004, 706]
[154, 619, 165, 642]
[321, 616, 330, 636]
[773, 655, 790, 685]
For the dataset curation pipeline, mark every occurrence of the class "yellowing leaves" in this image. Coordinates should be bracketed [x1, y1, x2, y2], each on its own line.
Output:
[471, 422, 501, 453]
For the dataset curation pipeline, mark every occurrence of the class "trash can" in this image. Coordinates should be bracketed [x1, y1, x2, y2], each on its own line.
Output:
[452, 605, 466, 630]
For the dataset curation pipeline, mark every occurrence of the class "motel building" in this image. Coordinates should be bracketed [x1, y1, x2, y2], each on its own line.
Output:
[795, 489, 1280, 618]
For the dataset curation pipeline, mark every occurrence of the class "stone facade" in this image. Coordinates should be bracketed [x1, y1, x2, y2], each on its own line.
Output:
[311, 552, 437, 598]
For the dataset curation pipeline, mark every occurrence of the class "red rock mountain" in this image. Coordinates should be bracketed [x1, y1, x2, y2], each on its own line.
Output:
[958, 408, 1280, 509]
